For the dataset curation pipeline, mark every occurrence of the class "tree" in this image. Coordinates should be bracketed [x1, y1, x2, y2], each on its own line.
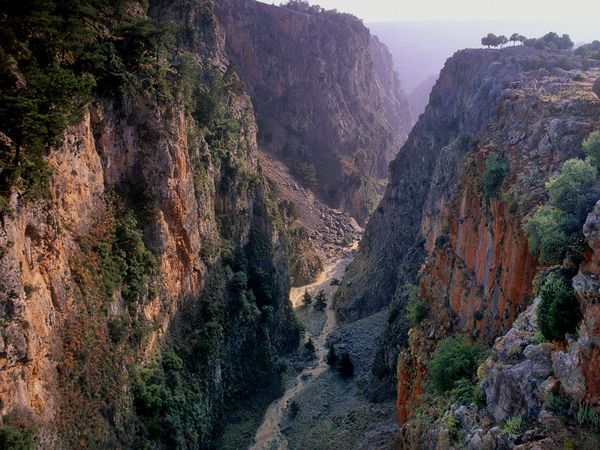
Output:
[289, 400, 300, 418]
[524, 32, 574, 51]
[326, 344, 337, 366]
[314, 289, 327, 311]
[509, 33, 527, 45]
[338, 352, 354, 378]
[302, 290, 312, 307]
[537, 274, 581, 341]
[304, 338, 316, 354]
[481, 33, 508, 48]
[583, 131, 600, 169]
[428, 337, 486, 394]
[482, 33, 498, 48]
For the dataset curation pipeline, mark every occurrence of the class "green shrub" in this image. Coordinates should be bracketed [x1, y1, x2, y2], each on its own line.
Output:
[537, 274, 580, 341]
[231, 271, 248, 291]
[584, 131, 600, 169]
[576, 402, 600, 429]
[501, 415, 523, 434]
[405, 285, 428, 326]
[428, 337, 486, 394]
[162, 352, 183, 372]
[450, 378, 476, 406]
[444, 413, 459, 438]
[114, 210, 157, 306]
[482, 153, 509, 199]
[294, 162, 318, 190]
[524, 156, 599, 263]
[0, 425, 34, 450]
[546, 158, 597, 226]
[524, 206, 569, 263]
[531, 330, 546, 345]
[545, 393, 569, 415]
[192, 89, 219, 128]
[108, 314, 129, 344]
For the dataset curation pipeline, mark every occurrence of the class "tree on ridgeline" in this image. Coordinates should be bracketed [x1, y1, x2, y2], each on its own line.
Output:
[481, 33, 508, 48]
[509, 33, 527, 46]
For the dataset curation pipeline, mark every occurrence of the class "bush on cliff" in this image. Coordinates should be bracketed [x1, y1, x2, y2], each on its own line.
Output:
[547, 158, 598, 226]
[481, 153, 509, 199]
[294, 162, 318, 190]
[428, 337, 486, 394]
[524, 205, 568, 263]
[537, 273, 581, 341]
[524, 156, 599, 263]
[405, 285, 428, 326]
[583, 131, 600, 169]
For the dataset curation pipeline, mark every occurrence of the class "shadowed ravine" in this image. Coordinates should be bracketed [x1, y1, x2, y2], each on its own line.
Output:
[250, 250, 355, 450]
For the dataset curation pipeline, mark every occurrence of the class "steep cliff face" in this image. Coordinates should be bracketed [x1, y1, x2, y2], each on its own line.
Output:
[396, 54, 600, 428]
[334, 47, 600, 429]
[215, 0, 412, 224]
[335, 48, 522, 322]
[400, 195, 600, 448]
[0, 1, 301, 448]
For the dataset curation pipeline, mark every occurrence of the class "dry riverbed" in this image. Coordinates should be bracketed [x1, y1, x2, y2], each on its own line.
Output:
[249, 245, 397, 450]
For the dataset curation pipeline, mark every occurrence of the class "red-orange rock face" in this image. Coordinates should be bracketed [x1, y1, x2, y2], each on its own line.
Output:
[420, 169, 538, 344]
[387, 49, 600, 426]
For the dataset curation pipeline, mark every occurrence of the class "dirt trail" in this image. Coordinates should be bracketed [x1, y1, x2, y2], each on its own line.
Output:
[250, 249, 354, 450]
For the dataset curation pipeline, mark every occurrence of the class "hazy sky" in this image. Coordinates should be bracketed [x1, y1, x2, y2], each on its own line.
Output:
[261, 0, 599, 25]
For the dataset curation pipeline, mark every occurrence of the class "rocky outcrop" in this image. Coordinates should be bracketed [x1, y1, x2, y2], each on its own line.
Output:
[400, 293, 600, 449]
[562, 200, 600, 407]
[215, 0, 411, 224]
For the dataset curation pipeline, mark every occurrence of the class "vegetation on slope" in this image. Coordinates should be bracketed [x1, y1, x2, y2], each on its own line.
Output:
[524, 133, 600, 263]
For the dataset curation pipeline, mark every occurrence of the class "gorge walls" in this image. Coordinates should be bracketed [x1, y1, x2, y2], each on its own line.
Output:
[216, 0, 412, 224]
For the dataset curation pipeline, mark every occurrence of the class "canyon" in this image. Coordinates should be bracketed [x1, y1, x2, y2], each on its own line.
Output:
[1, 0, 600, 449]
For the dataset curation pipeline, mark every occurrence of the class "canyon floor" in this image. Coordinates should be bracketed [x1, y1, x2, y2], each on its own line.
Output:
[249, 243, 397, 450]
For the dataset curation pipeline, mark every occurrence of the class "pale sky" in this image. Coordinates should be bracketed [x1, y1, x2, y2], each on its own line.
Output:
[258, 0, 599, 39]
